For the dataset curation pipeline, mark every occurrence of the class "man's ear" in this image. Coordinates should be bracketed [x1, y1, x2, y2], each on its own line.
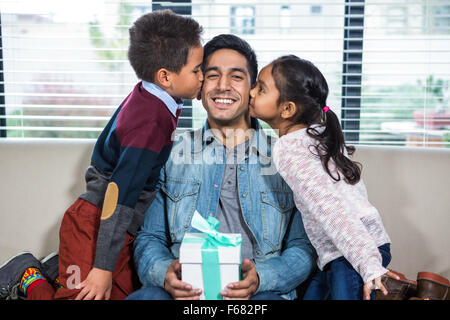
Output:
[155, 68, 172, 90]
[280, 101, 297, 119]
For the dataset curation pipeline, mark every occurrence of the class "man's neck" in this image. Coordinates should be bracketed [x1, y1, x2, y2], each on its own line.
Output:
[207, 116, 253, 149]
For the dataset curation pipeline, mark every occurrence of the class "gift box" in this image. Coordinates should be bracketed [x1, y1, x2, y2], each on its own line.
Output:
[179, 211, 242, 300]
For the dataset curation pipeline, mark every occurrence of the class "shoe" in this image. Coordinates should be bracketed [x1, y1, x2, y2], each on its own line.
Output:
[375, 269, 417, 300]
[40, 252, 59, 284]
[414, 271, 450, 300]
[0, 252, 42, 300]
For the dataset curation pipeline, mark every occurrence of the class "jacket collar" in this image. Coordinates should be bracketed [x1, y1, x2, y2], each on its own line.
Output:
[190, 117, 274, 160]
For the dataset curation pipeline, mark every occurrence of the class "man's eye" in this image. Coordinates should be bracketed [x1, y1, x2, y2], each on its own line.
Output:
[232, 75, 243, 80]
[206, 74, 219, 79]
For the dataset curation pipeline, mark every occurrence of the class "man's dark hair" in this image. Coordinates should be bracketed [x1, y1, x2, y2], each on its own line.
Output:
[202, 34, 258, 86]
[128, 9, 203, 82]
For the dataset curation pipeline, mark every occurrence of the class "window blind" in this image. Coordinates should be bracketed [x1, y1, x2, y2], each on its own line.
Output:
[0, 0, 448, 148]
[358, 0, 450, 147]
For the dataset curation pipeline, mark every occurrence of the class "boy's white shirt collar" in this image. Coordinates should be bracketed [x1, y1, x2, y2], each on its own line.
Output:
[141, 80, 183, 117]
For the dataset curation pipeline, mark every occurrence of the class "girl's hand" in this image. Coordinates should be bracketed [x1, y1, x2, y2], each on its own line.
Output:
[363, 270, 401, 300]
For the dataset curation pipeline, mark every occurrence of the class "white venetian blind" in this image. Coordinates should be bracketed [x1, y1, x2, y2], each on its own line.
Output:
[1, 0, 447, 147]
[359, 0, 450, 147]
[0, 0, 346, 139]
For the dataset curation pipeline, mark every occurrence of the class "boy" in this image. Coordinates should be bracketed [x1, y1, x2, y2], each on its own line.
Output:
[0, 9, 203, 300]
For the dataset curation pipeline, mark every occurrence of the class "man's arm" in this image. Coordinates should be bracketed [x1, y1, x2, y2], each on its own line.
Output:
[254, 207, 317, 295]
[133, 166, 203, 299]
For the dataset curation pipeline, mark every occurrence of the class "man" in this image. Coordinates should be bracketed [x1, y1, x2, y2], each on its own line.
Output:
[127, 34, 316, 300]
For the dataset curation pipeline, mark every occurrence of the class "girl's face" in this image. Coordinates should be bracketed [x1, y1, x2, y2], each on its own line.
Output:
[249, 64, 282, 127]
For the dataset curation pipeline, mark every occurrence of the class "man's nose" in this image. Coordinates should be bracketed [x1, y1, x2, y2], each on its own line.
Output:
[217, 76, 231, 91]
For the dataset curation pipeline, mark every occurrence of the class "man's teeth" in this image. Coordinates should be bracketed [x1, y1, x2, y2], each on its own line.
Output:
[214, 98, 234, 104]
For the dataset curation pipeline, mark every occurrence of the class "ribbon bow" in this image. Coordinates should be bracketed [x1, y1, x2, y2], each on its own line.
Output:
[191, 210, 242, 247]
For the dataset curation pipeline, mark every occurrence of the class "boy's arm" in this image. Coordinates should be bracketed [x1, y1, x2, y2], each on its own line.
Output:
[133, 165, 175, 288]
[93, 115, 171, 272]
[93, 146, 164, 272]
[254, 207, 317, 295]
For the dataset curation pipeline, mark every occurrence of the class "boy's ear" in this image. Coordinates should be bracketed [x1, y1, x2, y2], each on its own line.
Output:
[280, 101, 297, 119]
[155, 68, 172, 89]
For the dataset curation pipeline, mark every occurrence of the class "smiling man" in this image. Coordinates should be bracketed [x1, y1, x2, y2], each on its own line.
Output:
[202, 47, 251, 128]
[127, 34, 316, 300]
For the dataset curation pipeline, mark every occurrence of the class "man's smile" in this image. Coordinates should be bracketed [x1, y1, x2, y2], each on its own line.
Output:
[210, 95, 238, 109]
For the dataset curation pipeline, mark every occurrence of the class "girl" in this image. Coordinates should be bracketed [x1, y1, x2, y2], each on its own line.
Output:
[249, 55, 400, 300]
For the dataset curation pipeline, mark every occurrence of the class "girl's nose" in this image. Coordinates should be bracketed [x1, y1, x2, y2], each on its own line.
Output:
[249, 87, 256, 98]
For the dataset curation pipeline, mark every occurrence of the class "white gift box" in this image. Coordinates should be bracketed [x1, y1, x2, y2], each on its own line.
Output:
[179, 232, 242, 300]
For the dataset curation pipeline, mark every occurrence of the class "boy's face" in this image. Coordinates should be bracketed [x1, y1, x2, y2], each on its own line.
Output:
[169, 45, 204, 100]
[201, 48, 252, 127]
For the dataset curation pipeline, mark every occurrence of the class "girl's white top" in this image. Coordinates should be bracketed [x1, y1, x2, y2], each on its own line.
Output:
[272, 127, 391, 283]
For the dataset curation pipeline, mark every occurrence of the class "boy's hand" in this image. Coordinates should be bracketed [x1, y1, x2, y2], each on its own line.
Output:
[363, 270, 401, 300]
[75, 267, 112, 300]
[220, 259, 259, 300]
[164, 259, 202, 300]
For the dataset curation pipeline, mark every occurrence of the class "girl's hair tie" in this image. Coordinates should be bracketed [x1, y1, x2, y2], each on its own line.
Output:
[323, 106, 330, 113]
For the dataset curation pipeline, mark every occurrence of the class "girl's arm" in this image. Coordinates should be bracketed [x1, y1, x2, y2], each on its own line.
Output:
[274, 137, 388, 284]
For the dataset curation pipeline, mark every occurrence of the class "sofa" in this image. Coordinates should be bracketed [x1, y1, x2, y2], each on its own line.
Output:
[0, 138, 449, 280]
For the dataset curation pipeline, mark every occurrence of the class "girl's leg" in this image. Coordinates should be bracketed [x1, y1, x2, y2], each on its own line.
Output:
[329, 243, 393, 300]
[329, 257, 363, 300]
[302, 269, 329, 300]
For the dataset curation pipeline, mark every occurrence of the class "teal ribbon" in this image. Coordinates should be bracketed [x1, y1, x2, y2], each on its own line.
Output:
[187, 210, 242, 300]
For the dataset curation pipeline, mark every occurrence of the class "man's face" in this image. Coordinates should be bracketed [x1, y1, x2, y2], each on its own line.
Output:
[201, 48, 252, 127]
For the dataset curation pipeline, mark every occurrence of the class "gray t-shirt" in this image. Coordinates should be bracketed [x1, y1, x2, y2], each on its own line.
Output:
[216, 139, 255, 261]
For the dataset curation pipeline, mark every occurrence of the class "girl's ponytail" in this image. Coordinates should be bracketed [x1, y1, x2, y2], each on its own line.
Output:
[271, 55, 361, 184]
[306, 108, 361, 185]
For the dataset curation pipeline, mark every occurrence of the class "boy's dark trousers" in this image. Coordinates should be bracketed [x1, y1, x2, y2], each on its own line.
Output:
[27, 198, 140, 300]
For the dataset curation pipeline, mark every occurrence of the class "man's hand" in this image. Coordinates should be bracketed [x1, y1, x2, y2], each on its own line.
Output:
[74, 267, 112, 300]
[220, 259, 259, 300]
[164, 259, 202, 300]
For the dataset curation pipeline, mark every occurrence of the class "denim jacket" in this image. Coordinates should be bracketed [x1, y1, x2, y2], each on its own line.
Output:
[134, 119, 317, 300]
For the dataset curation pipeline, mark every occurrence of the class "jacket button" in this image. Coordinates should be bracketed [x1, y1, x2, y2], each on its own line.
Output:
[240, 167, 245, 171]
[174, 194, 179, 198]
[242, 193, 247, 198]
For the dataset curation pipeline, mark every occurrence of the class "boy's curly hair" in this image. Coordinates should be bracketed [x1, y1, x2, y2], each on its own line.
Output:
[128, 10, 203, 82]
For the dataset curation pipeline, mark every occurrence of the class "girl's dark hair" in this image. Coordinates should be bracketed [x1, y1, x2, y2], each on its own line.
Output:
[128, 10, 203, 82]
[271, 55, 361, 184]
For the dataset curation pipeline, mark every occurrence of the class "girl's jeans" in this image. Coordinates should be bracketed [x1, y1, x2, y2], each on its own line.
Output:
[303, 243, 391, 300]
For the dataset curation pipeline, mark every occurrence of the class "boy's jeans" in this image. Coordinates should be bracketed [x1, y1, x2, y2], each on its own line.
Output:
[303, 243, 392, 300]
